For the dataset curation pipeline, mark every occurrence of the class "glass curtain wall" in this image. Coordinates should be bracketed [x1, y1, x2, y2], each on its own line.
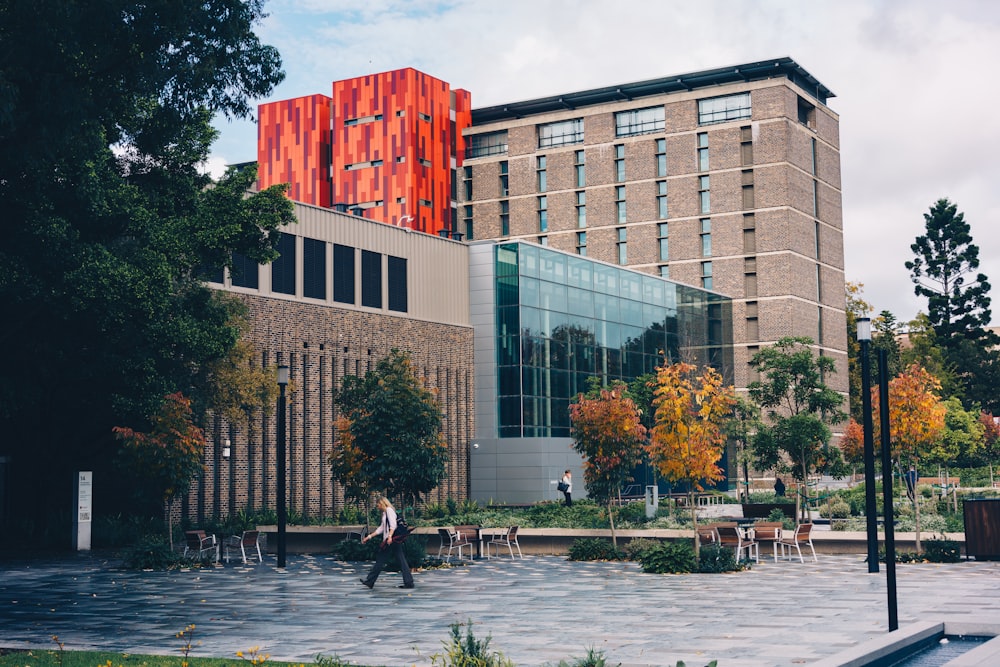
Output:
[496, 242, 732, 438]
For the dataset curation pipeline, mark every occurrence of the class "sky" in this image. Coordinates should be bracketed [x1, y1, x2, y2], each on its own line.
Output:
[208, 0, 1000, 326]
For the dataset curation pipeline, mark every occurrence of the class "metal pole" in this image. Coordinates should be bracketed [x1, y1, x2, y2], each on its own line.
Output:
[860, 335, 879, 573]
[277, 365, 289, 568]
[878, 348, 898, 631]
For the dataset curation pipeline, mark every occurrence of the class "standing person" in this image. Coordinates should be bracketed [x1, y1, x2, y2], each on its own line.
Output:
[774, 477, 786, 497]
[360, 497, 414, 589]
[560, 470, 573, 507]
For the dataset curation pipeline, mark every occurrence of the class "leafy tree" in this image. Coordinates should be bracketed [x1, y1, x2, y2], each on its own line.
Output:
[333, 350, 447, 513]
[901, 314, 961, 400]
[839, 418, 865, 469]
[727, 395, 763, 502]
[748, 337, 847, 520]
[905, 198, 1000, 409]
[569, 384, 647, 547]
[113, 393, 206, 549]
[935, 398, 984, 511]
[979, 412, 1000, 487]
[329, 416, 374, 526]
[873, 363, 947, 552]
[0, 1, 292, 539]
[846, 281, 873, 423]
[648, 363, 735, 554]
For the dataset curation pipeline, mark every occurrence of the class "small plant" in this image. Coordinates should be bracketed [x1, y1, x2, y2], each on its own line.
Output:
[236, 646, 271, 665]
[554, 646, 619, 667]
[819, 500, 851, 519]
[674, 661, 718, 667]
[315, 654, 356, 667]
[567, 538, 624, 561]
[121, 537, 188, 570]
[176, 624, 198, 667]
[430, 620, 514, 667]
[447, 497, 459, 515]
[637, 540, 696, 574]
[767, 508, 795, 530]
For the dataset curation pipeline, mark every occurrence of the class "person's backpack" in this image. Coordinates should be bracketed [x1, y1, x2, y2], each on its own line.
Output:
[391, 516, 412, 543]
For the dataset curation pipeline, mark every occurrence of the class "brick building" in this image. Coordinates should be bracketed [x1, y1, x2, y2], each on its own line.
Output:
[461, 57, 847, 397]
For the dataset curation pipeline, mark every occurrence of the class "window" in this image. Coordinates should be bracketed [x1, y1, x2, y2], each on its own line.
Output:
[387, 256, 407, 313]
[344, 113, 382, 126]
[701, 261, 713, 290]
[656, 180, 668, 219]
[538, 118, 583, 148]
[538, 196, 548, 232]
[463, 166, 473, 200]
[741, 125, 754, 166]
[812, 179, 819, 217]
[464, 204, 474, 240]
[658, 222, 669, 261]
[333, 244, 355, 304]
[574, 149, 586, 187]
[659, 265, 669, 278]
[697, 132, 709, 171]
[537, 155, 547, 192]
[815, 221, 821, 259]
[811, 137, 817, 175]
[271, 232, 296, 295]
[617, 227, 627, 265]
[361, 250, 382, 309]
[576, 231, 587, 256]
[746, 315, 759, 340]
[699, 175, 710, 214]
[818, 306, 824, 344]
[467, 130, 508, 158]
[744, 262, 757, 298]
[655, 138, 667, 177]
[615, 106, 665, 136]
[230, 251, 259, 289]
[303, 237, 326, 300]
[418, 158, 431, 168]
[743, 228, 756, 253]
[418, 198, 432, 207]
[538, 235, 548, 246]
[615, 185, 626, 223]
[500, 200, 509, 236]
[344, 159, 383, 171]
[700, 218, 711, 257]
[797, 97, 815, 127]
[499, 161, 509, 197]
[576, 191, 586, 228]
[743, 183, 755, 209]
[418, 112, 432, 121]
[614, 144, 625, 182]
[698, 92, 751, 125]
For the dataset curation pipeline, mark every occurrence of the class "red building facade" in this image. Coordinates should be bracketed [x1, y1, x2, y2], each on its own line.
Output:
[258, 69, 471, 236]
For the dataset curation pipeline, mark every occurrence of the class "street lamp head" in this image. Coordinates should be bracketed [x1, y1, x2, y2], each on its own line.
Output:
[857, 316, 872, 342]
[277, 364, 290, 386]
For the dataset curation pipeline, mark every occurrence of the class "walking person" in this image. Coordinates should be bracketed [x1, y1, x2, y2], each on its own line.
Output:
[560, 470, 573, 507]
[360, 497, 414, 589]
[774, 477, 786, 497]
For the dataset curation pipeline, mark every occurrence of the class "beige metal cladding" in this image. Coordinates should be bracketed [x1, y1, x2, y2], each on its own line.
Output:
[280, 201, 470, 327]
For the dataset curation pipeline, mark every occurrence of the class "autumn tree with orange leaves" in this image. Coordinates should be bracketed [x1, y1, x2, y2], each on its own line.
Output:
[648, 363, 736, 553]
[113, 392, 206, 549]
[839, 418, 866, 469]
[873, 363, 946, 552]
[570, 383, 647, 547]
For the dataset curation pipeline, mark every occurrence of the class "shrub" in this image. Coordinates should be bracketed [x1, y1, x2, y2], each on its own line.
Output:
[615, 501, 650, 524]
[767, 509, 796, 530]
[568, 538, 624, 561]
[923, 538, 962, 563]
[431, 620, 514, 667]
[336, 536, 428, 569]
[121, 537, 188, 570]
[622, 538, 661, 561]
[336, 537, 377, 562]
[447, 497, 459, 516]
[819, 500, 851, 519]
[697, 543, 744, 573]
[637, 540, 697, 574]
[423, 502, 449, 519]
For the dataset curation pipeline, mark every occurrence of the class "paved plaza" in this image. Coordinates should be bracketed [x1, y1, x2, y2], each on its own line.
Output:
[2, 551, 1000, 666]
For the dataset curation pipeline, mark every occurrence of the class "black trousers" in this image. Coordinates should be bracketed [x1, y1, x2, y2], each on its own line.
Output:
[363, 541, 413, 587]
[563, 491, 572, 506]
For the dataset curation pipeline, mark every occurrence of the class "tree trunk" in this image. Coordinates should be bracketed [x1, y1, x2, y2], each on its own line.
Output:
[689, 489, 700, 557]
[164, 499, 174, 552]
[914, 494, 922, 555]
[608, 501, 618, 549]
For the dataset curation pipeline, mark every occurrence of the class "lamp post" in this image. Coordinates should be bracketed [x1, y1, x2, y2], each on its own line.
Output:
[857, 317, 879, 573]
[878, 348, 898, 631]
[276, 364, 289, 568]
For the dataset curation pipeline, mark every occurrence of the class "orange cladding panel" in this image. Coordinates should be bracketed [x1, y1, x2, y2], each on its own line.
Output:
[258, 94, 332, 207]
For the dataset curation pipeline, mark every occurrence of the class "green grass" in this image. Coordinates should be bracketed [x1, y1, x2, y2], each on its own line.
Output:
[0, 648, 325, 667]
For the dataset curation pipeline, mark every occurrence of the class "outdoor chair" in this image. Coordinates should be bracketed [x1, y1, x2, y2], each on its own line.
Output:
[437, 527, 472, 562]
[696, 524, 720, 546]
[716, 524, 758, 563]
[778, 523, 817, 563]
[486, 526, 523, 559]
[752, 521, 784, 562]
[183, 530, 219, 562]
[223, 530, 264, 564]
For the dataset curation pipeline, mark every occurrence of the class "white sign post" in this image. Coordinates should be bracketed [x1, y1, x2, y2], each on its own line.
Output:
[74, 471, 93, 551]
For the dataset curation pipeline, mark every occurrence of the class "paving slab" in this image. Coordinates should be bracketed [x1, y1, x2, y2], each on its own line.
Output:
[2, 552, 1000, 666]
